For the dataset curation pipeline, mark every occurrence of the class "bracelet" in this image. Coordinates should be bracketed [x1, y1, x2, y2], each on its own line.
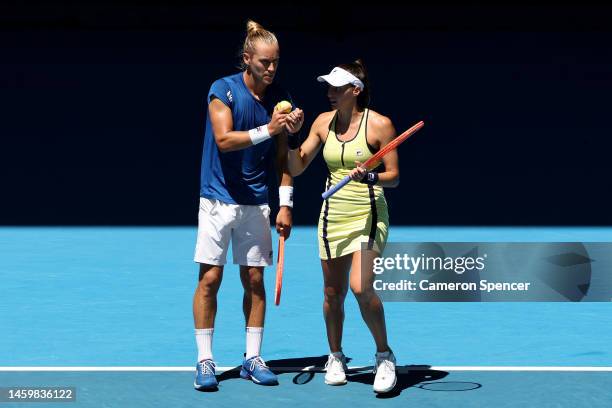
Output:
[360, 171, 379, 185]
[248, 125, 271, 145]
[279, 186, 294, 208]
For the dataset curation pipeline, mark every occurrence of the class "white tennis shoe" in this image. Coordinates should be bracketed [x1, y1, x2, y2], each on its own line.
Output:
[373, 350, 397, 393]
[324, 352, 348, 385]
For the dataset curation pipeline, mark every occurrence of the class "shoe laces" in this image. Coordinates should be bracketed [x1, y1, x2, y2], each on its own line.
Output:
[249, 356, 269, 372]
[198, 360, 216, 375]
[325, 353, 345, 370]
[374, 356, 395, 375]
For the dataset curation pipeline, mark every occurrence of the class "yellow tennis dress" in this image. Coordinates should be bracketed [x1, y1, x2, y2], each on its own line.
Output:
[318, 109, 389, 260]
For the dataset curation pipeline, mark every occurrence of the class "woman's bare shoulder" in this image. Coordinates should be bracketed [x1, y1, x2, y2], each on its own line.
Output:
[367, 109, 394, 131]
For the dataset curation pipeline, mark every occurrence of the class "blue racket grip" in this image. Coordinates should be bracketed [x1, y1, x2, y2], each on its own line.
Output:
[321, 175, 351, 200]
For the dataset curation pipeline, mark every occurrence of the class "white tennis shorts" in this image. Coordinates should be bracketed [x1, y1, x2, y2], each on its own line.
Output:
[194, 197, 273, 266]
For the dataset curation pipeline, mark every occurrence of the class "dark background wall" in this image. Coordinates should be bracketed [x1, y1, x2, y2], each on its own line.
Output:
[2, 3, 612, 225]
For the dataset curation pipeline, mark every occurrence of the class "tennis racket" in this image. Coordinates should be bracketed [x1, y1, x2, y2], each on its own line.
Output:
[274, 233, 286, 306]
[321, 120, 424, 199]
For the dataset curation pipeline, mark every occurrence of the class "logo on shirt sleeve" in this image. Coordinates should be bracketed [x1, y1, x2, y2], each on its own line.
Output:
[226, 90, 233, 103]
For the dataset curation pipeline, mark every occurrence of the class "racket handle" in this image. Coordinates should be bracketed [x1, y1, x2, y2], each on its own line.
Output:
[321, 175, 351, 200]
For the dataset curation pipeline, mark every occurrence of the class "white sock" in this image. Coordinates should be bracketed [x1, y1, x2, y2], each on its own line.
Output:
[331, 351, 344, 358]
[195, 328, 214, 362]
[245, 327, 263, 359]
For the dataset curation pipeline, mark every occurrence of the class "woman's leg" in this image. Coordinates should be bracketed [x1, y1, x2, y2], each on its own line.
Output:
[349, 249, 390, 353]
[321, 255, 352, 352]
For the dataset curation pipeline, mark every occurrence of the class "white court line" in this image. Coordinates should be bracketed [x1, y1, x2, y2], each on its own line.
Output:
[1, 366, 612, 372]
[432, 367, 612, 372]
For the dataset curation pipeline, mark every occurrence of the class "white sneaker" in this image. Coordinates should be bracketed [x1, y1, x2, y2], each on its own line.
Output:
[373, 350, 397, 393]
[324, 352, 348, 385]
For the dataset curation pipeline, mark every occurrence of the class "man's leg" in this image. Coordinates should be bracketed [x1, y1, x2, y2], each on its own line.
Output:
[237, 264, 277, 385]
[240, 265, 265, 359]
[192, 197, 233, 390]
[192, 263, 224, 390]
[232, 203, 273, 361]
[193, 263, 224, 361]
[232, 204, 277, 385]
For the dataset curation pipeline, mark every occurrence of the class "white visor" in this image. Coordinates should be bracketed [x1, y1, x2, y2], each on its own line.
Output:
[317, 67, 364, 90]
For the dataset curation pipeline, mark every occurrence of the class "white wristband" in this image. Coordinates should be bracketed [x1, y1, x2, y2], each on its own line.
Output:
[248, 125, 271, 145]
[279, 186, 293, 208]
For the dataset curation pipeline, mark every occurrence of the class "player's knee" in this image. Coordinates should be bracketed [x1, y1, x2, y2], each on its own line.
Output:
[198, 273, 222, 294]
[324, 286, 346, 305]
[351, 284, 374, 301]
[246, 273, 265, 293]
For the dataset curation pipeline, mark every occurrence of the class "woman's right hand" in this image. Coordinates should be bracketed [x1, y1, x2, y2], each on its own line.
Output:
[349, 161, 367, 181]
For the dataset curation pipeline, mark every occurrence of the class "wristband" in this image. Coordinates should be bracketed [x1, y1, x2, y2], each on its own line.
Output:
[288, 132, 301, 150]
[279, 186, 294, 208]
[360, 171, 379, 185]
[248, 125, 271, 145]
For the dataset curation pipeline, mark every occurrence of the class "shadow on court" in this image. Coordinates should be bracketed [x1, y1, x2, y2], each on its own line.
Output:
[196, 356, 331, 392]
[197, 356, 479, 399]
[345, 365, 452, 399]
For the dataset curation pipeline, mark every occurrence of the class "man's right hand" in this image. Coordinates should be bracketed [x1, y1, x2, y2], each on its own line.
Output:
[268, 109, 288, 136]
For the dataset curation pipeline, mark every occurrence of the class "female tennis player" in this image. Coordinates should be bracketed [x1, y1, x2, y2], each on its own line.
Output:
[286, 60, 398, 393]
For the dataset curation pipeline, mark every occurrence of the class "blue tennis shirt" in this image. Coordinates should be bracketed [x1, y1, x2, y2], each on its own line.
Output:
[200, 72, 292, 205]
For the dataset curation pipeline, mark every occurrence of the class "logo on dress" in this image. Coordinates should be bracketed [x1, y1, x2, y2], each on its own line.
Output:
[355, 149, 364, 157]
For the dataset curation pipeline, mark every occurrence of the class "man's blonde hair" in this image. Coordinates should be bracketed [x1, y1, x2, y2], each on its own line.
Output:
[241, 20, 278, 70]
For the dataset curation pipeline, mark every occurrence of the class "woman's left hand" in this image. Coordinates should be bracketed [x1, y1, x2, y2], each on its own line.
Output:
[285, 108, 304, 134]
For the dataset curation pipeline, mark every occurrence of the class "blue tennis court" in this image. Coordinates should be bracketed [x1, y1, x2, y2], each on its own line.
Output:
[1, 226, 612, 406]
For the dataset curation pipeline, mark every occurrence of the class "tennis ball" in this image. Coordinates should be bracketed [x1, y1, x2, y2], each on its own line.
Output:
[274, 100, 292, 114]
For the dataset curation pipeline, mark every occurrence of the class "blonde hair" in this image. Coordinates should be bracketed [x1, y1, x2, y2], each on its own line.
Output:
[241, 20, 278, 69]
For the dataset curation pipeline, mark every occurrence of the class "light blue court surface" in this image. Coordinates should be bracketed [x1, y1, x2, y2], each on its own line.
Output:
[1, 227, 612, 406]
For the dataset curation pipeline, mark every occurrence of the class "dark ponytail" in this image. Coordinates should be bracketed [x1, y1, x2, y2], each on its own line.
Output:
[338, 59, 370, 109]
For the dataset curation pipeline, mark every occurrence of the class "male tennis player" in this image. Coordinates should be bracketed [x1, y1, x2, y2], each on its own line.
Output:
[193, 20, 304, 389]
